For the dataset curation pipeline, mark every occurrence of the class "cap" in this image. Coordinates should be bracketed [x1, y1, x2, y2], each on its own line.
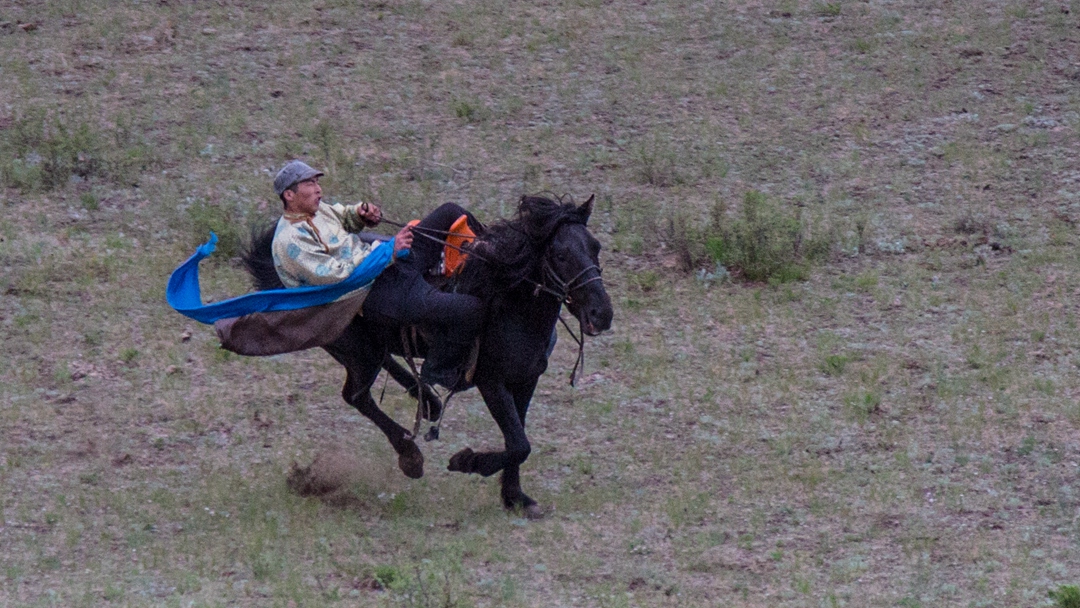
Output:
[273, 160, 324, 196]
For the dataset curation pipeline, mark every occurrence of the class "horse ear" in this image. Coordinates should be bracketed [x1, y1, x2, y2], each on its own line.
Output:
[579, 194, 595, 223]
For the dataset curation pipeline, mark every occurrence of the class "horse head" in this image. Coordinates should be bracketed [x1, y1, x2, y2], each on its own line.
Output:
[544, 195, 613, 336]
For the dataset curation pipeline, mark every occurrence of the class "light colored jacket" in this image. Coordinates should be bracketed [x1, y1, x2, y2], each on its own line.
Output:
[272, 202, 385, 300]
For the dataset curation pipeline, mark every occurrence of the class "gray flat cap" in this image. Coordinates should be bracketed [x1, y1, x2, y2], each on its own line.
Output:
[273, 160, 324, 196]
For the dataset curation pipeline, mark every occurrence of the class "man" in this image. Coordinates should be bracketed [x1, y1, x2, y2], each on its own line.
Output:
[271, 159, 483, 390]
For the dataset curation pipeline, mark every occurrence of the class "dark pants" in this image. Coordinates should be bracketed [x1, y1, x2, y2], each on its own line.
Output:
[362, 203, 483, 349]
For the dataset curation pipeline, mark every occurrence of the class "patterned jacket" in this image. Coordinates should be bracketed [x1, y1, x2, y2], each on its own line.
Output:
[272, 202, 386, 300]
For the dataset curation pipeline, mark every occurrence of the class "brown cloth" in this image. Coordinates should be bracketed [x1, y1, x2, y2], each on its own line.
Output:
[214, 295, 365, 356]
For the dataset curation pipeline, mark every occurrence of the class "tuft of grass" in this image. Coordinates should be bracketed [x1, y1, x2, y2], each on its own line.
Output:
[103, 583, 124, 601]
[451, 98, 486, 123]
[632, 270, 660, 292]
[814, 2, 841, 17]
[844, 391, 882, 422]
[848, 38, 875, 54]
[821, 354, 851, 376]
[79, 191, 99, 211]
[1050, 585, 1080, 608]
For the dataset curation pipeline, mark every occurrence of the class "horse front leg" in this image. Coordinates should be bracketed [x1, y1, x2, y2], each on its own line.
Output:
[447, 381, 539, 516]
[501, 378, 540, 517]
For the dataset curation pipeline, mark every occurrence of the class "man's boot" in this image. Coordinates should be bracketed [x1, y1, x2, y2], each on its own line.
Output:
[421, 337, 479, 392]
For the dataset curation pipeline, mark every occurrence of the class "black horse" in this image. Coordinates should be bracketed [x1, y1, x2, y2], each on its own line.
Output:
[244, 194, 613, 516]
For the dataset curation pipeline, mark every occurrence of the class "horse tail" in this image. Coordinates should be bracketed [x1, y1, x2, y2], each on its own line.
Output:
[242, 223, 284, 292]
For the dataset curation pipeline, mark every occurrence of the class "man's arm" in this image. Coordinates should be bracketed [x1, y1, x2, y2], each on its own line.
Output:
[330, 202, 382, 234]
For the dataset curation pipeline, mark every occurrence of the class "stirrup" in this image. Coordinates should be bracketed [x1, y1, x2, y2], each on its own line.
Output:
[463, 337, 480, 385]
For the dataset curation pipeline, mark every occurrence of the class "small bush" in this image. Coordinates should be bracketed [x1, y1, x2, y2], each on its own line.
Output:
[373, 564, 404, 590]
[634, 138, 682, 187]
[705, 190, 831, 283]
[954, 212, 991, 235]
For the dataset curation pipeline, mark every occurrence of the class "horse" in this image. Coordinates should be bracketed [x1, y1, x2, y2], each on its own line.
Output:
[243, 194, 613, 517]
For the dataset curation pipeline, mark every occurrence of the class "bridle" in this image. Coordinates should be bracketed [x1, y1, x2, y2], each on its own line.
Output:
[539, 257, 603, 305]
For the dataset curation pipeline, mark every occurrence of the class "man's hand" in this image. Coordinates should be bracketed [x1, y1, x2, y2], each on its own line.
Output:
[358, 202, 382, 226]
[393, 225, 413, 256]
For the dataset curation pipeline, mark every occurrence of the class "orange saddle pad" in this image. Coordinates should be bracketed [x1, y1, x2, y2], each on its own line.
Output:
[444, 214, 476, 276]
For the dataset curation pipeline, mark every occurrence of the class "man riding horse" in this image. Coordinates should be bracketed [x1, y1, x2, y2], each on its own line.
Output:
[271, 159, 482, 391]
[168, 176, 614, 513]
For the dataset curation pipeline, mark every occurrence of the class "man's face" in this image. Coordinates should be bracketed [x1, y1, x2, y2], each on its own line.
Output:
[283, 177, 321, 215]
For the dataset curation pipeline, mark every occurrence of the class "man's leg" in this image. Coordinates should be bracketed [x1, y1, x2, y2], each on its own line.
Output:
[408, 203, 481, 274]
[361, 265, 410, 324]
[411, 283, 484, 391]
[367, 202, 484, 390]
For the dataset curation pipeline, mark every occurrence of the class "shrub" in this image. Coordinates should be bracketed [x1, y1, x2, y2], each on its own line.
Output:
[1050, 585, 1080, 608]
[705, 190, 831, 283]
[634, 137, 682, 187]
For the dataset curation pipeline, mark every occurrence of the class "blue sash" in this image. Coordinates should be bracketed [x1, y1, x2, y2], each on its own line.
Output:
[166, 232, 403, 324]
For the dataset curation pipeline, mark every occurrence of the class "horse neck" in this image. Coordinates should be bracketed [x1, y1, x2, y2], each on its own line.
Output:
[465, 229, 564, 328]
[500, 265, 564, 330]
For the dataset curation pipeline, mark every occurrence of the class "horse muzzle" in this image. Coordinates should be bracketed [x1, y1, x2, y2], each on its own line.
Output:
[576, 298, 613, 337]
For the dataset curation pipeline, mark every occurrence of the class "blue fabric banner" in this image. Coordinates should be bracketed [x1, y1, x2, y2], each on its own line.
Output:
[166, 232, 402, 325]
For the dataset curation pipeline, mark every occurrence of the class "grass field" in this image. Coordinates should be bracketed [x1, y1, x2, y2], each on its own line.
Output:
[2, 0, 1080, 606]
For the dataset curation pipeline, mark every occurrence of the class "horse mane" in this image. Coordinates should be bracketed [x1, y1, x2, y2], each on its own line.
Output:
[456, 194, 587, 301]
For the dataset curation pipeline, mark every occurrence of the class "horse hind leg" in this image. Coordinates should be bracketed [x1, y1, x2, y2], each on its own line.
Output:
[341, 367, 425, 479]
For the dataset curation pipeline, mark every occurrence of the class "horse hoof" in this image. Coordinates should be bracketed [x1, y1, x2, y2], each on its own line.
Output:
[447, 447, 474, 473]
[397, 442, 424, 479]
[523, 504, 544, 520]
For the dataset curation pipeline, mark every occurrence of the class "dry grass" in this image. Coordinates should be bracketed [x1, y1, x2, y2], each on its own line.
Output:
[2, 0, 1080, 606]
